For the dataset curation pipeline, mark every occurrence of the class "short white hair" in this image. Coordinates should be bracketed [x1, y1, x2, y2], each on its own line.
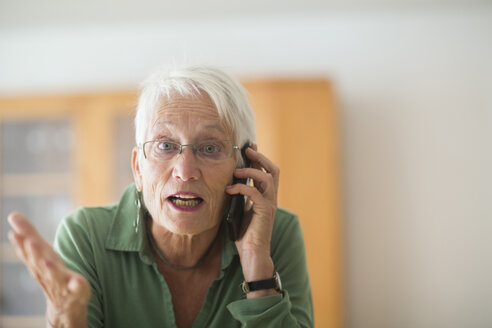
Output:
[134, 65, 256, 167]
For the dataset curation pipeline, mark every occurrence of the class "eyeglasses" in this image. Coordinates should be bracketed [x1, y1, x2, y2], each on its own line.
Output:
[140, 139, 239, 163]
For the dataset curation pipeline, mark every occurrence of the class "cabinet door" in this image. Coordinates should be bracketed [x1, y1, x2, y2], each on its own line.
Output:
[244, 79, 342, 328]
[0, 93, 136, 327]
[0, 118, 75, 327]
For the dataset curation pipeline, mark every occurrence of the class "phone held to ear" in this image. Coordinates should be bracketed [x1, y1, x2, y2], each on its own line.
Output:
[225, 141, 252, 241]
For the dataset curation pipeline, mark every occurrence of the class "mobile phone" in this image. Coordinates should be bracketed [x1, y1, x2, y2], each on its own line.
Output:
[225, 141, 252, 241]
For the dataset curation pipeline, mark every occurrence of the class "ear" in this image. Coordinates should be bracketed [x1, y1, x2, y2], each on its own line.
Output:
[131, 146, 143, 192]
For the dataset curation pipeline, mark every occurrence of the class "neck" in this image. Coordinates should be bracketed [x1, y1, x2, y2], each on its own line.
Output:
[147, 218, 221, 269]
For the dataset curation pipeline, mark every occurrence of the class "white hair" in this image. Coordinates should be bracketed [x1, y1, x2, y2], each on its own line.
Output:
[134, 65, 256, 167]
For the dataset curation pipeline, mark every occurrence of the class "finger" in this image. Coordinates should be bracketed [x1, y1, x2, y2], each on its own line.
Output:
[19, 240, 49, 290]
[41, 259, 62, 302]
[25, 243, 65, 303]
[8, 212, 61, 264]
[249, 143, 260, 169]
[226, 184, 277, 223]
[43, 259, 69, 294]
[68, 274, 91, 302]
[233, 168, 275, 195]
[245, 144, 264, 173]
[244, 145, 261, 169]
[8, 230, 28, 262]
[244, 148, 280, 187]
[7, 212, 42, 238]
[25, 239, 45, 273]
[226, 183, 269, 207]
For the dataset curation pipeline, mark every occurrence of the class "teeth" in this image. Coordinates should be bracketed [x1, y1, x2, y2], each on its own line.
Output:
[174, 194, 197, 199]
[171, 198, 201, 207]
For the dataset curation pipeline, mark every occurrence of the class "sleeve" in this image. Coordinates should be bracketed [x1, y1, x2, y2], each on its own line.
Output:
[53, 209, 105, 328]
[227, 211, 314, 327]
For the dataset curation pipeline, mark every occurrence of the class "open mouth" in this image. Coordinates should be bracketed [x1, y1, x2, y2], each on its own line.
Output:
[167, 194, 204, 210]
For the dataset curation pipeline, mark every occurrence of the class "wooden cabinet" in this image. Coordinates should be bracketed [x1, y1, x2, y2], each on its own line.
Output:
[244, 80, 342, 328]
[0, 93, 136, 327]
[0, 80, 341, 328]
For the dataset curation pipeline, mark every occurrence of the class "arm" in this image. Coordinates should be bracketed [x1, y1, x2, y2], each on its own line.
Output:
[225, 146, 278, 295]
[7, 213, 91, 328]
[225, 146, 313, 327]
[227, 210, 313, 327]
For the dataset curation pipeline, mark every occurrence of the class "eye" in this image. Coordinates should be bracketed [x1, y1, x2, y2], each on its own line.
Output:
[156, 141, 176, 152]
[197, 140, 225, 155]
[202, 143, 219, 154]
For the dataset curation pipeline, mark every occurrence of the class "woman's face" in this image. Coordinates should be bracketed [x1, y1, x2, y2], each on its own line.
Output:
[132, 93, 236, 236]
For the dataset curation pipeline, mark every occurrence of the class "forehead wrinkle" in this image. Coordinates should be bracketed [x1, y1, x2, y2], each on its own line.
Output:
[203, 124, 226, 134]
[150, 121, 225, 135]
[158, 94, 218, 113]
[146, 94, 233, 140]
[152, 96, 219, 121]
[148, 111, 232, 141]
[149, 106, 214, 132]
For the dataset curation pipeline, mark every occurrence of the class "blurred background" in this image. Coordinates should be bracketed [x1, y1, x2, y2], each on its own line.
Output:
[1, 1, 491, 327]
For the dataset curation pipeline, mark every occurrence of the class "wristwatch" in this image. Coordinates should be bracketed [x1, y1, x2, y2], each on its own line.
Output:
[241, 272, 282, 294]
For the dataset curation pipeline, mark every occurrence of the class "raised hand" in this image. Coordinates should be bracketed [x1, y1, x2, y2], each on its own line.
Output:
[7, 212, 90, 328]
[225, 145, 280, 298]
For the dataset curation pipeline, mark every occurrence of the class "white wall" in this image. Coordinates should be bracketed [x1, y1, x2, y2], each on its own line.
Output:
[1, 6, 491, 327]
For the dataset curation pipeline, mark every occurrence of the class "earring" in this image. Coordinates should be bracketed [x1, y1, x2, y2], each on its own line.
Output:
[134, 190, 142, 233]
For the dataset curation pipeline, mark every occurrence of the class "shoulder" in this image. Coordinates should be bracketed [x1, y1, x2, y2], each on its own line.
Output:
[273, 207, 301, 235]
[274, 207, 298, 221]
[54, 203, 118, 251]
[271, 207, 304, 250]
[270, 207, 308, 274]
[61, 203, 118, 234]
[60, 184, 137, 233]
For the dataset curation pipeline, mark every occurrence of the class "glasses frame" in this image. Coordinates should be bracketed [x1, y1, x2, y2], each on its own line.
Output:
[140, 139, 239, 161]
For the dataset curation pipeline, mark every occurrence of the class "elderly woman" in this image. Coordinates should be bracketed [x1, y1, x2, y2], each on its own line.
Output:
[7, 66, 313, 327]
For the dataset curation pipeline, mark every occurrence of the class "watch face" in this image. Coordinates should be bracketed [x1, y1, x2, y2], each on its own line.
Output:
[241, 281, 250, 294]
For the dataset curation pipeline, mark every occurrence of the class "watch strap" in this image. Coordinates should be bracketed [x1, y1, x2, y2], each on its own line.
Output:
[241, 272, 281, 293]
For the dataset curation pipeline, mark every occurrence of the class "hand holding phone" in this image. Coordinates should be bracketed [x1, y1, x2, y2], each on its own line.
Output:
[224, 143, 280, 295]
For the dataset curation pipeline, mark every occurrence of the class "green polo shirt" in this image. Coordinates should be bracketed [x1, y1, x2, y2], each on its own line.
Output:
[54, 184, 313, 327]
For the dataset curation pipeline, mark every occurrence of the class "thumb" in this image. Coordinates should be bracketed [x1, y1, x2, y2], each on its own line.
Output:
[68, 275, 91, 301]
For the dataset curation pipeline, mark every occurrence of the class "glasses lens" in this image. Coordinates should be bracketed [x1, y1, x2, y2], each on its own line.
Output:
[144, 139, 234, 163]
[196, 140, 232, 161]
[147, 140, 180, 160]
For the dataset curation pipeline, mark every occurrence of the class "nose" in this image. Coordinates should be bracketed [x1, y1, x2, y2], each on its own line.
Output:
[172, 146, 201, 181]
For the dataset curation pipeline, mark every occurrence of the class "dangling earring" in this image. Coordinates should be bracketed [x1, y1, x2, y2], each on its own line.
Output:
[134, 190, 142, 233]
